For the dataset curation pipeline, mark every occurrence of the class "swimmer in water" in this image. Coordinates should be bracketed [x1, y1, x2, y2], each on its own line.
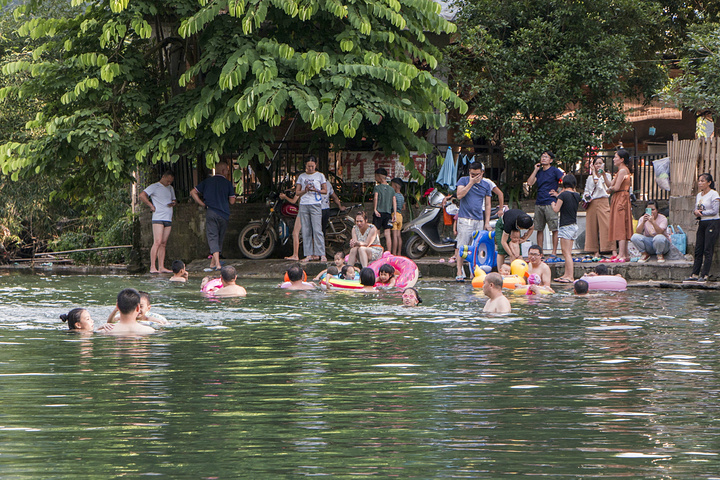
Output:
[99, 288, 155, 336]
[283, 265, 315, 290]
[313, 251, 346, 280]
[107, 291, 169, 325]
[376, 264, 396, 288]
[212, 266, 247, 297]
[401, 287, 422, 307]
[359, 267, 378, 292]
[169, 260, 189, 282]
[483, 272, 511, 313]
[60, 308, 94, 332]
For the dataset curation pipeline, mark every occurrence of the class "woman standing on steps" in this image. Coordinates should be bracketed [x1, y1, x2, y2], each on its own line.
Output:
[685, 173, 720, 283]
[603, 149, 633, 262]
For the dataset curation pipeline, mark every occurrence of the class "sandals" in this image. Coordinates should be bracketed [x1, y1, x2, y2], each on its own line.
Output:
[553, 277, 573, 283]
[455, 275, 466, 283]
[546, 256, 564, 264]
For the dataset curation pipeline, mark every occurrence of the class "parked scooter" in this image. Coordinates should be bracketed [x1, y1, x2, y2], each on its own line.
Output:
[402, 188, 498, 259]
[238, 191, 362, 259]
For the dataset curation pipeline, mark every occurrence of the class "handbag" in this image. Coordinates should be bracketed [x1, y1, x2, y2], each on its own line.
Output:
[669, 225, 686, 254]
[580, 175, 599, 209]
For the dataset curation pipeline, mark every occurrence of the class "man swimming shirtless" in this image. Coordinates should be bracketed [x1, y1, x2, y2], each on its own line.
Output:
[526, 244, 552, 287]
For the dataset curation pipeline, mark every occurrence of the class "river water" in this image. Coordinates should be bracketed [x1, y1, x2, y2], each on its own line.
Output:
[1, 272, 719, 478]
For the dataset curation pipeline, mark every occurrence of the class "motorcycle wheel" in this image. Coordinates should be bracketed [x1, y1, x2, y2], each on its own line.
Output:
[404, 234, 429, 260]
[238, 222, 277, 260]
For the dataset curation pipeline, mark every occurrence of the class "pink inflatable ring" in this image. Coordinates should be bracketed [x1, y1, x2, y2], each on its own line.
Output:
[368, 252, 419, 289]
[579, 275, 627, 291]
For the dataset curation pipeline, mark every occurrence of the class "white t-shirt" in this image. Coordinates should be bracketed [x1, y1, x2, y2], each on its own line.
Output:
[143, 182, 176, 222]
[696, 189, 720, 221]
[321, 182, 335, 209]
[296, 172, 326, 206]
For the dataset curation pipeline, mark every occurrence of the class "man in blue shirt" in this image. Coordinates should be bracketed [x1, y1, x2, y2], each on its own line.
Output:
[526, 151, 564, 257]
[190, 162, 237, 271]
[454, 162, 492, 281]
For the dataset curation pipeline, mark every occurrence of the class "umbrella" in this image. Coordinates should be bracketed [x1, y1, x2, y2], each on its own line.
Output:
[436, 147, 457, 190]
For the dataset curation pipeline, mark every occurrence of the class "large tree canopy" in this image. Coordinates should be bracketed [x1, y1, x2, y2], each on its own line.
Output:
[445, 0, 667, 173]
[662, 22, 720, 116]
[0, 0, 465, 195]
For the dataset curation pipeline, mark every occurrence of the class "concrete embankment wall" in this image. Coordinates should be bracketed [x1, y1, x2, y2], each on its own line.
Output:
[138, 203, 271, 267]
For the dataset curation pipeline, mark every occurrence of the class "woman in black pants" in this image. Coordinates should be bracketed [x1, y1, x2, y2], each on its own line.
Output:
[686, 173, 720, 283]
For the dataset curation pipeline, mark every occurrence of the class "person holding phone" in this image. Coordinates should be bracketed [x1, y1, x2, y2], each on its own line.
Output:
[630, 200, 669, 263]
[583, 157, 613, 260]
[526, 151, 564, 258]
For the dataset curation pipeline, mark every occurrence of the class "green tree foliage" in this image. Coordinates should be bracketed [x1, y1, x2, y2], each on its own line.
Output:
[662, 22, 720, 115]
[445, 0, 667, 173]
[0, 0, 465, 194]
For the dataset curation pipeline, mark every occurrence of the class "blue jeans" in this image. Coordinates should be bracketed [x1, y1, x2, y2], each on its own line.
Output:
[630, 233, 669, 255]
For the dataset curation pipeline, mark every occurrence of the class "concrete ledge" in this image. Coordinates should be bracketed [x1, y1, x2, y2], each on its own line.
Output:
[184, 256, 698, 284]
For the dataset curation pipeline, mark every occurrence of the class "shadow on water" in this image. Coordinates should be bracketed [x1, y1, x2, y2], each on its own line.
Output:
[1, 272, 719, 477]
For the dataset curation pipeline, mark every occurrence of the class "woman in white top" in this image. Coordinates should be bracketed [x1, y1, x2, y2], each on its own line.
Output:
[295, 157, 327, 262]
[686, 173, 720, 282]
[583, 157, 613, 259]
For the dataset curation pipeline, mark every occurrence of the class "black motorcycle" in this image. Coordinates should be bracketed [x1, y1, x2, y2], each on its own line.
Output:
[238, 192, 361, 259]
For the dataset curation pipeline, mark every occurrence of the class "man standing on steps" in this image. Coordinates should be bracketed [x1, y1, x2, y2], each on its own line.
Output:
[454, 161, 492, 282]
[526, 150, 564, 257]
[191, 162, 236, 271]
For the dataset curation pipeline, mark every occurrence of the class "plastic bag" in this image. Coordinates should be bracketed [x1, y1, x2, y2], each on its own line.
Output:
[670, 225, 686, 254]
[653, 157, 670, 191]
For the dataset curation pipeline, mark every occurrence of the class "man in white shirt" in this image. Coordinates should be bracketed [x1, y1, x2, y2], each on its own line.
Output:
[140, 170, 176, 273]
[631, 200, 670, 263]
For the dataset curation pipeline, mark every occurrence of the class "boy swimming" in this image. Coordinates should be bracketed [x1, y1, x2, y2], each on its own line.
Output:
[169, 260, 189, 282]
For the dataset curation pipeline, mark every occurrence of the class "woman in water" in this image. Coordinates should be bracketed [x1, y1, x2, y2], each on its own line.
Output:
[603, 149, 633, 262]
[686, 173, 720, 283]
[60, 308, 94, 332]
[348, 211, 383, 268]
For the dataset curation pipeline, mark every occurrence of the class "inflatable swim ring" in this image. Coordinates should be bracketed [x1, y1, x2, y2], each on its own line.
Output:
[323, 277, 365, 290]
[201, 278, 223, 293]
[459, 230, 497, 271]
[580, 275, 627, 291]
[368, 252, 419, 289]
[471, 266, 526, 289]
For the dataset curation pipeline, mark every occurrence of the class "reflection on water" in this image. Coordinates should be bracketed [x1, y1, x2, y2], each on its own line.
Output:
[1, 272, 719, 477]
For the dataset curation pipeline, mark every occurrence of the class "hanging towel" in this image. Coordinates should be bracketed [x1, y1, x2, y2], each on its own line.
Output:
[436, 147, 458, 190]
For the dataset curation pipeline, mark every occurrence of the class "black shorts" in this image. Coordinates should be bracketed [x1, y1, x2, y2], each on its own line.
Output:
[373, 212, 393, 232]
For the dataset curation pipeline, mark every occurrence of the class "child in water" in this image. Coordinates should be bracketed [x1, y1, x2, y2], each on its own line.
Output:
[376, 264, 396, 287]
[483, 272, 511, 313]
[359, 267, 378, 292]
[107, 291, 169, 325]
[402, 287, 422, 307]
[313, 251, 346, 281]
[341, 265, 357, 280]
[60, 308, 94, 332]
[499, 264, 512, 276]
[169, 260, 189, 282]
